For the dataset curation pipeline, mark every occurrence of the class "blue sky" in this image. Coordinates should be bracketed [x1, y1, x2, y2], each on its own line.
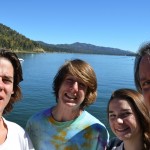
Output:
[0, 0, 150, 52]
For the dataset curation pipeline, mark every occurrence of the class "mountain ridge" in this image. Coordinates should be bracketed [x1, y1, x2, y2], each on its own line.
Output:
[38, 41, 135, 55]
[0, 23, 135, 55]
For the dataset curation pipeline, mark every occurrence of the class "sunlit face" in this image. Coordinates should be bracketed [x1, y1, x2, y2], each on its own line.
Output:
[108, 99, 141, 141]
[139, 54, 150, 111]
[58, 75, 87, 109]
[0, 58, 14, 115]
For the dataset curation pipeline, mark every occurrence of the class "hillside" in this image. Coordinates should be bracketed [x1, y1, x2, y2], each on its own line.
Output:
[57, 42, 135, 55]
[0, 23, 135, 55]
[38, 41, 135, 56]
[0, 23, 43, 52]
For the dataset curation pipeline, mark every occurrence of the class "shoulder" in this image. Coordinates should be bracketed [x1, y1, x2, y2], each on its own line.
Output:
[107, 137, 123, 150]
[27, 108, 51, 123]
[81, 111, 109, 137]
[3, 118, 34, 149]
[83, 111, 107, 127]
[83, 111, 100, 122]
[4, 118, 26, 134]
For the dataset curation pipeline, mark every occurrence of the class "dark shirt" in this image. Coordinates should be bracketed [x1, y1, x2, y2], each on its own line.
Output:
[107, 137, 123, 150]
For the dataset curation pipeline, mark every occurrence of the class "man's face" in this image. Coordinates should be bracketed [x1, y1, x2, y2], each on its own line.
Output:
[58, 75, 87, 109]
[0, 57, 14, 115]
[139, 54, 150, 110]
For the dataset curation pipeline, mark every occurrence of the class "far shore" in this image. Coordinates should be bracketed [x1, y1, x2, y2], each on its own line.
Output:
[13, 50, 46, 54]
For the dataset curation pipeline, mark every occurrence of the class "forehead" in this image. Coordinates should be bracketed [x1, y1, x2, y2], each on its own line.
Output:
[64, 74, 86, 84]
[140, 54, 150, 66]
[65, 75, 79, 81]
[109, 99, 132, 111]
[0, 57, 14, 75]
[139, 54, 150, 79]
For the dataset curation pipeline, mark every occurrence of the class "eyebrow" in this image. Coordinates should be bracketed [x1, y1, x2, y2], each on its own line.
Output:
[108, 111, 114, 113]
[139, 75, 150, 82]
[139, 77, 146, 82]
[3, 75, 13, 80]
[108, 109, 131, 113]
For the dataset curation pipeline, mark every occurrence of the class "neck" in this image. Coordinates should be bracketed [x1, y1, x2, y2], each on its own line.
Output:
[0, 117, 8, 144]
[123, 136, 143, 150]
[52, 106, 83, 122]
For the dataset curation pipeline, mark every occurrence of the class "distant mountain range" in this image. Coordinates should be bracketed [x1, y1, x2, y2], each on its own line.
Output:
[38, 41, 135, 56]
[0, 23, 135, 55]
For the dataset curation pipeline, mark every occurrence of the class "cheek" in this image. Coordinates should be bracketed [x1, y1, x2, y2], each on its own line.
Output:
[126, 116, 137, 126]
[78, 87, 85, 93]
[58, 89, 62, 98]
[109, 120, 114, 129]
[142, 88, 150, 97]
[80, 90, 86, 98]
[6, 85, 14, 94]
[11, 86, 14, 94]
[142, 91, 150, 108]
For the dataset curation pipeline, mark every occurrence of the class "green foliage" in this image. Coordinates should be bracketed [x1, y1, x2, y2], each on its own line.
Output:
[0, 23, 135, 55]
[0, 23, 42, 52]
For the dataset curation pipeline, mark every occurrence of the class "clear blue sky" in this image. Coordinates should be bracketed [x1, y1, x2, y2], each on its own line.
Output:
[0, 0, 150, 52]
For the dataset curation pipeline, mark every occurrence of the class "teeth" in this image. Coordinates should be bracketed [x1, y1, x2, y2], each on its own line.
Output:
[65, 93, 76, 99]
[118, 129, 124, 131]
[116, 128, 128, 132]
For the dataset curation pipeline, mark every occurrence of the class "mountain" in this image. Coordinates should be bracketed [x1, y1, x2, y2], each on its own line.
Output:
[0, 23, 135, 55]
[38, 41, 135, 56]
[57, 42, 135, 55]
[0, 23, 43, 52]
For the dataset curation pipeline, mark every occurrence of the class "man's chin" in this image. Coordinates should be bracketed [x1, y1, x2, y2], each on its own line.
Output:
[65, 102, 77, 107]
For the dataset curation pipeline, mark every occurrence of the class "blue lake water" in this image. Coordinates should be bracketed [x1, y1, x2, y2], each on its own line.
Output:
[5, 53, 135, 137]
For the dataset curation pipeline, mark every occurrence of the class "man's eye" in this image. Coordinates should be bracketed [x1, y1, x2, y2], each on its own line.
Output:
[109, 114, 116, 119]
[79, 83, 86, 88]
[141, 81, 150, 89]
[65, 79, 73, 84]
[3, 79, 13, 83]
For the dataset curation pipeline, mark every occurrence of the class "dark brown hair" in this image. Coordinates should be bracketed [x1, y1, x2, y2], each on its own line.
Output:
[107, 88, 150, 150]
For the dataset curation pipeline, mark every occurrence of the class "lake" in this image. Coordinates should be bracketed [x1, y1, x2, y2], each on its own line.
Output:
[5, 53, 135, 137]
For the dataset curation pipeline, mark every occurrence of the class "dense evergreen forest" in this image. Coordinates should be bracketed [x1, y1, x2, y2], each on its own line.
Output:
[0, 23, 135, 55]
[0, 23, 43, 52]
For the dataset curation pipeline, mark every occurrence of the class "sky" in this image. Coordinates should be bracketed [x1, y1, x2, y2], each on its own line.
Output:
[1, 0, 150, 52]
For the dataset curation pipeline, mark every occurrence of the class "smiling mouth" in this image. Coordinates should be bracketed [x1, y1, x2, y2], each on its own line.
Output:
[116, 127, 129, 132]
[0, 96, 3, 100]
[65, 93, 77, 100]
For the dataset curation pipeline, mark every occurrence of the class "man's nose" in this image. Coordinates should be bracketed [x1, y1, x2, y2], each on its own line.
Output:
[72, 81, 79, 92]
[0, 78, 4, 91]
[116, 117, 123, 124]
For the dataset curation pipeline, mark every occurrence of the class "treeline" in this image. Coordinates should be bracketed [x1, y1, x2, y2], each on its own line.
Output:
[0, 23, 42, 52]
[38, 41, 136, 56]
[0, 23, 135, 55]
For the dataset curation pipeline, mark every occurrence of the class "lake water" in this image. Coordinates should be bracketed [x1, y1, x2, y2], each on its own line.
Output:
[5, 53, 135, 137]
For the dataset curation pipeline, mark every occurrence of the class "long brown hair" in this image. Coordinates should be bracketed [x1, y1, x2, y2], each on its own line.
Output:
[107, 88, 150, 150]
